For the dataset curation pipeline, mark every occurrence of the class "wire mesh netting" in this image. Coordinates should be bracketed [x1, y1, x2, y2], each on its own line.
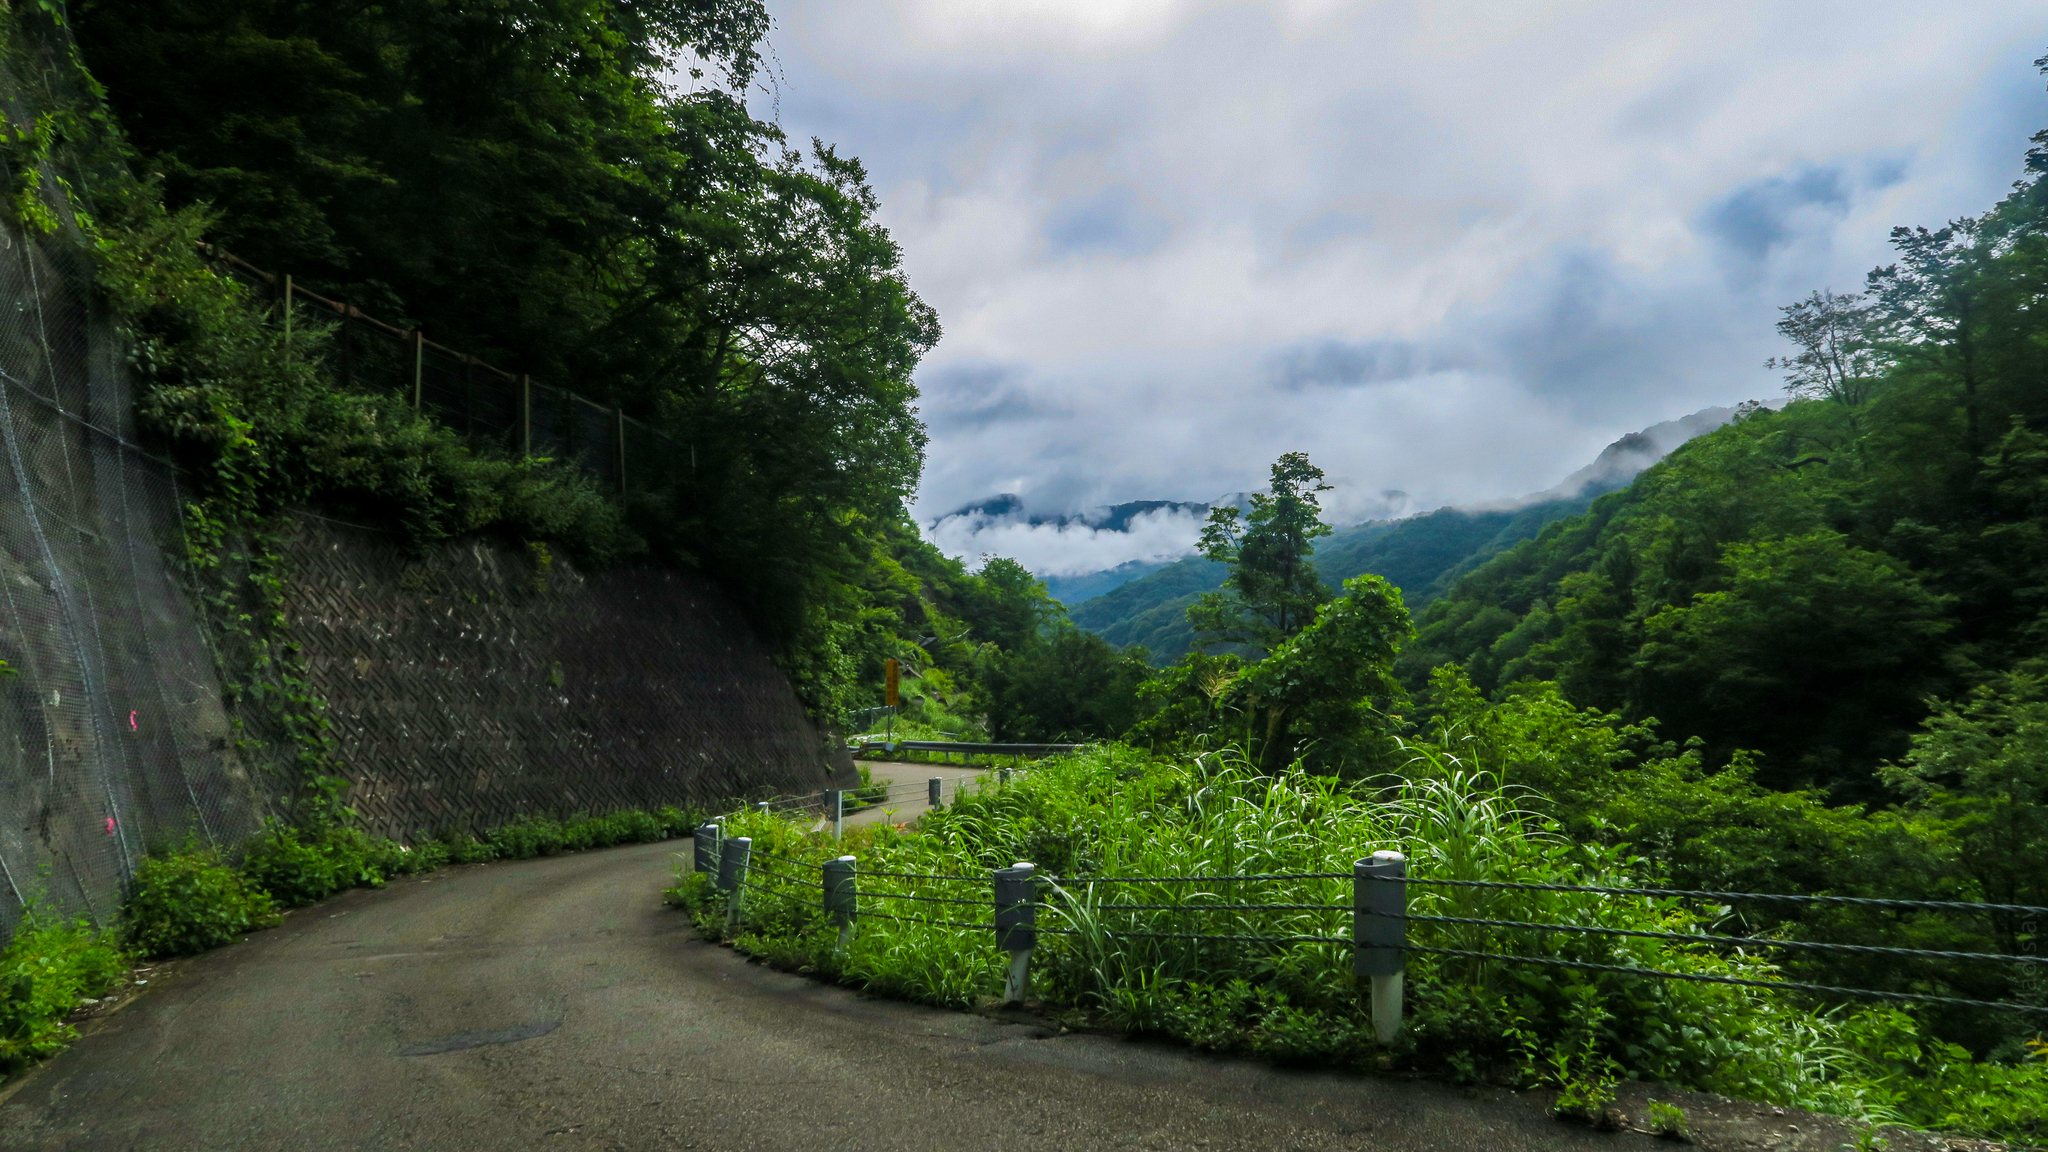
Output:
[0, 222, 265, 936]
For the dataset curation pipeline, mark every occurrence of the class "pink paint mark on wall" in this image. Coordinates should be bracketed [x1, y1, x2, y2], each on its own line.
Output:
[105, 816, 115, 836]
[129, 710, 138, 731]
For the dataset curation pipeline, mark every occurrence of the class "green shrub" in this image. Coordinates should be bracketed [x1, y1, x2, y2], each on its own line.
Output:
[1835, 1010, 2048, 1145]
[0, 907, 128, 1073]
[852, 763, 889, 808]
[613, 808, 667, 843]
[371, 837, 449, 877]
[441, 832, 499, 864]
[558, 815, 599, 852]
[241, 823, 386, 906]
[488, 815, 566, 860]
[124, 848, 280, 957]
[1644, 1101, 1690, 1141]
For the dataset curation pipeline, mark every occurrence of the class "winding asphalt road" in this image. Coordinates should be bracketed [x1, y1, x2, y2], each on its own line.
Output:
[0, 771, 1678, 1151]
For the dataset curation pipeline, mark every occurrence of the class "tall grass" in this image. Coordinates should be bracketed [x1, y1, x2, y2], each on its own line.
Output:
[673, 744, 2047, 1142]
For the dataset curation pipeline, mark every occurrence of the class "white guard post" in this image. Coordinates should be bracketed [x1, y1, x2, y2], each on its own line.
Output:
[1354, 850, 1407, 1045]
[993, 862, 1038, 1004]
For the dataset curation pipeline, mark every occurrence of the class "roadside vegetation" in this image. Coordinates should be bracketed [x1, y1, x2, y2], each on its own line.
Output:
[675, 748, 2048, 1145]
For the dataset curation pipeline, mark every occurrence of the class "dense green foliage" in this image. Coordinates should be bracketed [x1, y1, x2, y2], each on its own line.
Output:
[1133, 570, 1415, 774]
[981, 626, 1151, 742]
[121, 805, 700, 961]
[1236, 575, 1412, 771]
[124, 848, 280, 956]
[675, 749, 2048, 1143]
[0, 907, 126, 1074]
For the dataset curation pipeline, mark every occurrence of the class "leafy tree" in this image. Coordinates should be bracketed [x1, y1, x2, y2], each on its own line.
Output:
[1765, 289, 1880, 405]
[1885, 672, 2048, 951]
[984, 626, 1150, 742]
[1634, 531, 1952, 796]
[1867, 217, 1996, 455]
[1188, 452, 1333, 653]
[1237, 574, 1411, 772]
[1128, 651, 1246, 750]
[959, 557, 1059, 653]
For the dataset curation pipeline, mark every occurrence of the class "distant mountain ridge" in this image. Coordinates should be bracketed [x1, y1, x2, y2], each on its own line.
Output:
[1064, 406, 1737, 662]
[1043, 558, 1179, 604]
[939, 496, 1210, 534]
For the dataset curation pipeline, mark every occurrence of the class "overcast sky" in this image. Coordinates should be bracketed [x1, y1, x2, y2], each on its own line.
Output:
[750, 1, 2046, 565]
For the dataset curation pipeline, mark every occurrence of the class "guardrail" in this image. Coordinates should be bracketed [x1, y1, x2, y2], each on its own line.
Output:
[850, 739, 1086, 764]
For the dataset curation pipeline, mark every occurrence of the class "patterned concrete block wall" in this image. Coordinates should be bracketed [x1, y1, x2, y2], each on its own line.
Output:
[282, 515, 852, 842]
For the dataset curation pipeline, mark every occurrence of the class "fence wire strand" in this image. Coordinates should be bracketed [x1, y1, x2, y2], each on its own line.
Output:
[1405, 944, 2048, 1014]
[1378, 875, 2048, 917]
[1405, 913, 2048, 965]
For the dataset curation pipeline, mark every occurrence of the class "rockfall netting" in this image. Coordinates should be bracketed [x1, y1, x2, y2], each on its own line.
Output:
[0, 221, 262, 936]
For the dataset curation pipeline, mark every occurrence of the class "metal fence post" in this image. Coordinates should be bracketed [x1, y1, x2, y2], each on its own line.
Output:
[831, 789, 844, 838]
[1354, 850, 1407, 1044]
[999, 766, 1012, 785]
[824, 855, 857, 952]
[614, 406, 628, 495]
[994, 862, 1037, 1004]
[518, 374, 532, 456]
[340, 301, 354, 389]
[928, 777, 943, 809]
[412, 330, 425, 409]
[720, 837, 752, 931]
[693, 822, 720, 875]
[757, 801, 770, 814]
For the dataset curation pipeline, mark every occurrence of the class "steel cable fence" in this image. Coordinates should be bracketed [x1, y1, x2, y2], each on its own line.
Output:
[687, 811, 2048, 1020]
[680, 754, 2048, 1021]
[204, 249, 685, 497]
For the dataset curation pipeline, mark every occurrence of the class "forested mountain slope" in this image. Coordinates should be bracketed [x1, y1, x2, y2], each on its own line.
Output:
[1070, 410, 1734, 662]
[1075, 498, 1613, 662]
[1404, 165, 2048, 800]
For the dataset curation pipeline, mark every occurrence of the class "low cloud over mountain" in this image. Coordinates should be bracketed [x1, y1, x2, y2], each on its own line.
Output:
[926, 406, 1738, 582]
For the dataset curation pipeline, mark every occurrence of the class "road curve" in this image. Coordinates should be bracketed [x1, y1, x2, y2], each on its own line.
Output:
[0, 839, 1659, 1152]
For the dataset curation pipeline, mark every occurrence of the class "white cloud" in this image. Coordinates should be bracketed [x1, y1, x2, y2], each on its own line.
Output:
[927, 504, 1210, 576]
[751, 0, 2047, 570]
